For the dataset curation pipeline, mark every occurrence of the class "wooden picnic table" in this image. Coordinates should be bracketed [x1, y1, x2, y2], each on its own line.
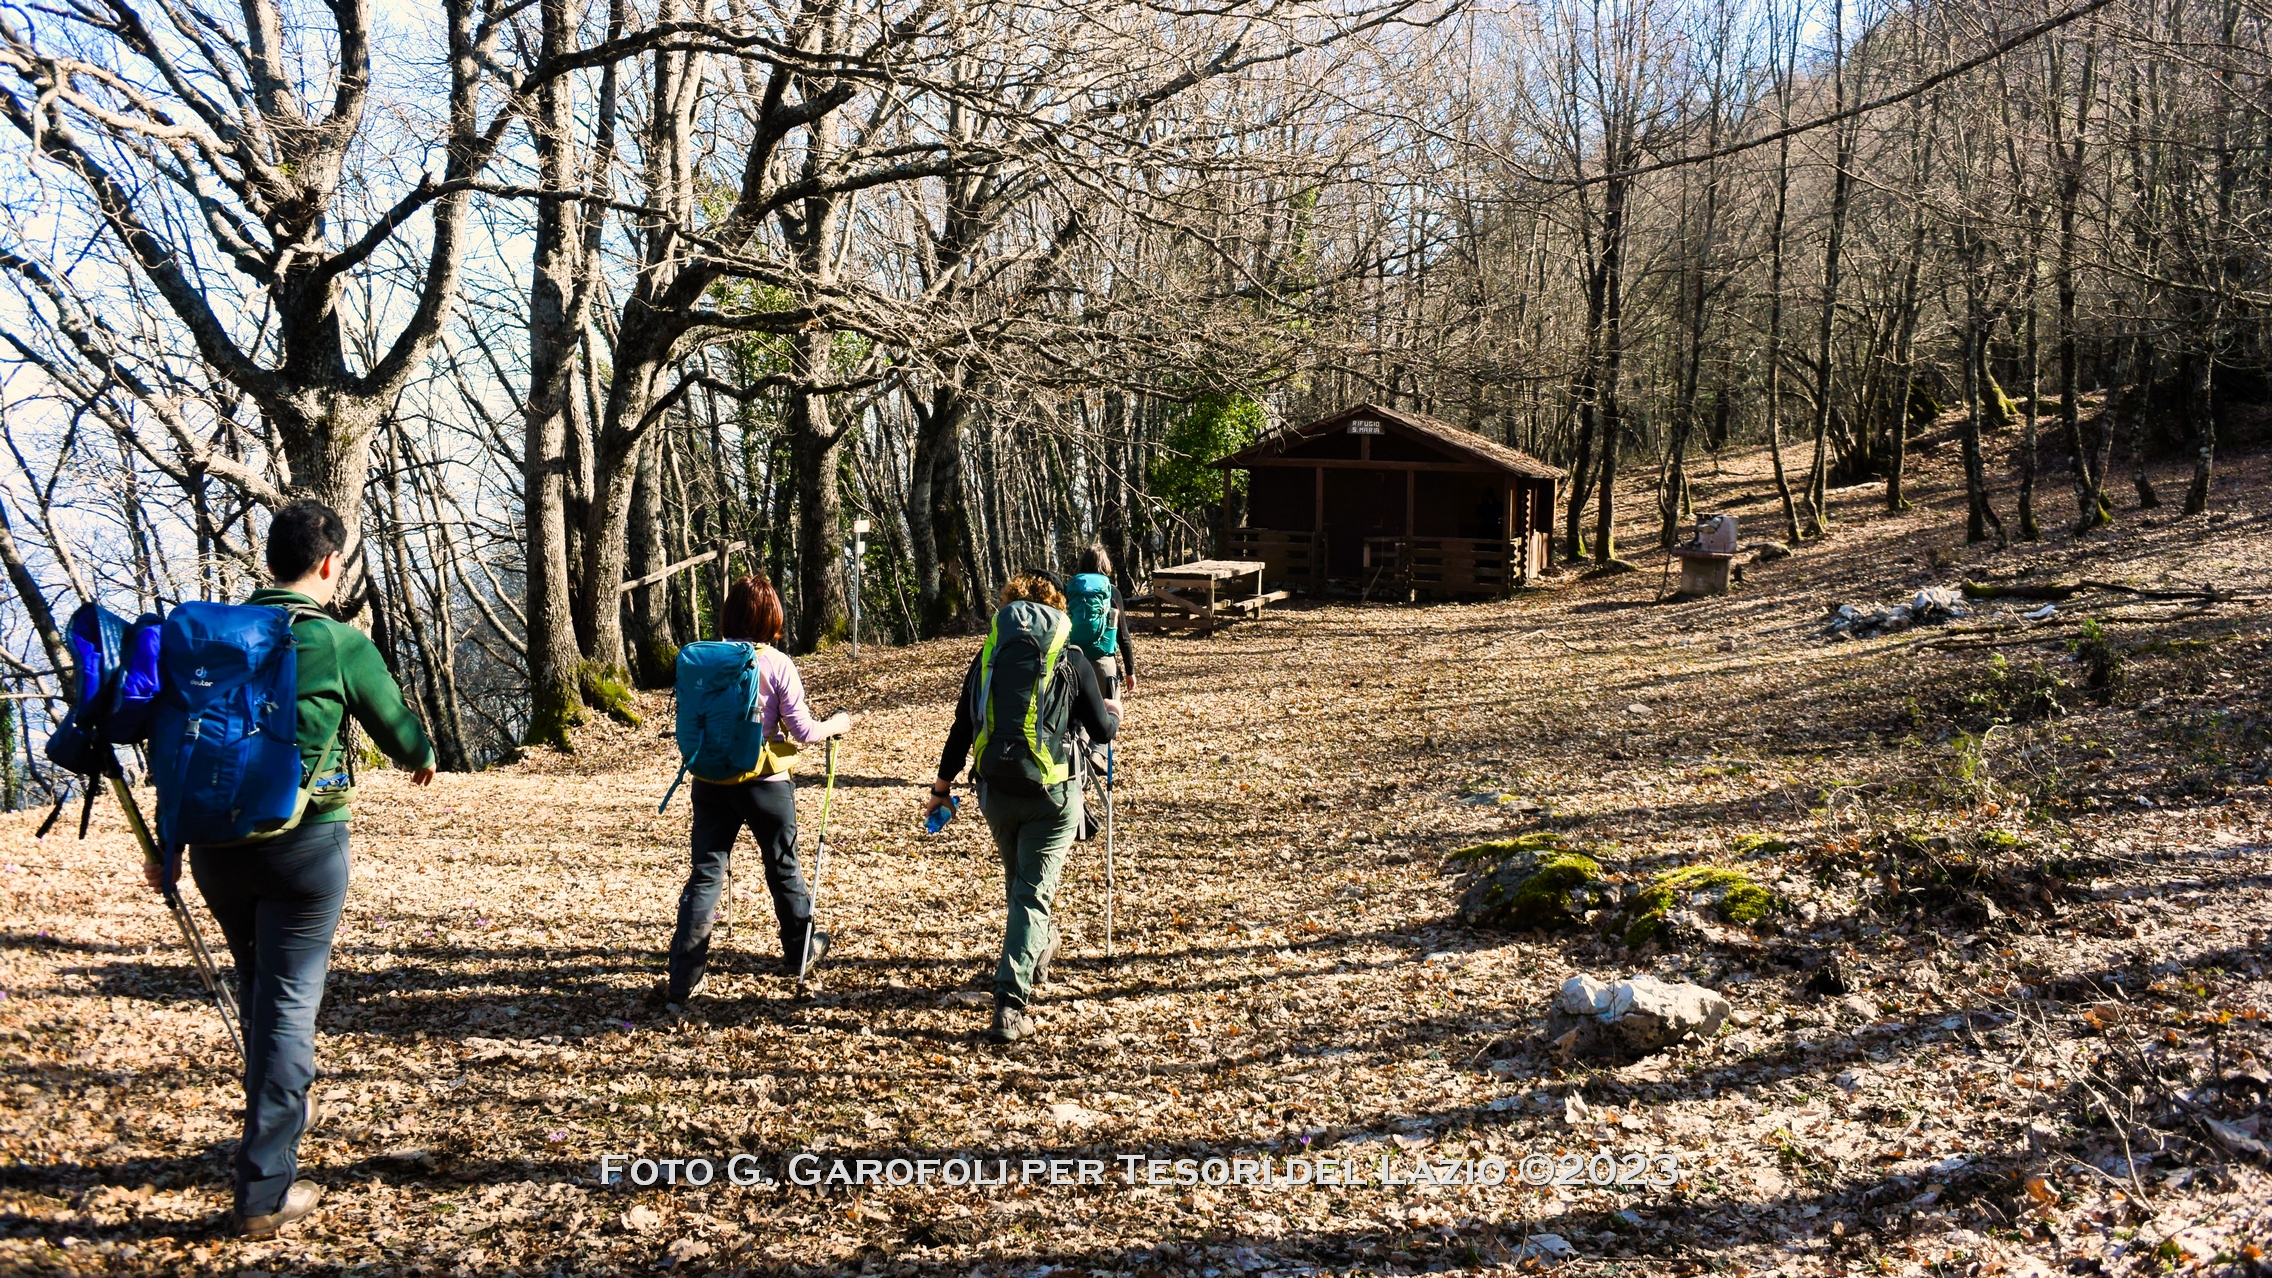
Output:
[1135, 559, 1286, 634]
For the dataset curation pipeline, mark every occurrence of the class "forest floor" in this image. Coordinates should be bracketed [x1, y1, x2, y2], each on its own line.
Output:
[3, 424, 2270, 1278]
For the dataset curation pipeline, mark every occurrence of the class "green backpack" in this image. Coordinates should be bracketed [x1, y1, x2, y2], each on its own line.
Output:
[971, 600, 1075, 797]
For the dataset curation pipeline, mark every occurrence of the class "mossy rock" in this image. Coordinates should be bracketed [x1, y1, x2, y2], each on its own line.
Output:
[1453, 836, 1610, 932]
[1623, 865, 1783, 947]
[1729, 833, 1792, 858]
[1446, 831, 1571, 865]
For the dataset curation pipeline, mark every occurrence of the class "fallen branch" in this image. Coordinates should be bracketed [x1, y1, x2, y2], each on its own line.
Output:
[618, 540, 748, 594]
[1960, 578, 2236, 603]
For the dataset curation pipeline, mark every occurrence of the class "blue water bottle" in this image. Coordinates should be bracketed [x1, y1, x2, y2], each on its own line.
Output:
[925, 794, 959, 834]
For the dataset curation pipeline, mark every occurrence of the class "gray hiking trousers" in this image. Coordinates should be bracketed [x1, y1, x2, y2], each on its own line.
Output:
[976, 779, 1082, 1011]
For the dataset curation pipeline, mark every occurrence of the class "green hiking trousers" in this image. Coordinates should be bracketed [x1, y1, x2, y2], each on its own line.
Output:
[977, 779, 1083, 1011]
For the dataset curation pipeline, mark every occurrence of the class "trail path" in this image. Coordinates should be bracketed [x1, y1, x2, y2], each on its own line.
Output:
[4, 441, 2269, 1275]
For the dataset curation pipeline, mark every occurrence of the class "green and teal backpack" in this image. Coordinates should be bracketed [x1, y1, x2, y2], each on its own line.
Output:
[971, 600, 1076, 797]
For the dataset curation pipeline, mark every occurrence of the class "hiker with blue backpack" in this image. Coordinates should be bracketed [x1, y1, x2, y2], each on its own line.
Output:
[657, 575, 852, 1003]
[924, 572, 1120, 1043]
[145, 499, 436, 1237]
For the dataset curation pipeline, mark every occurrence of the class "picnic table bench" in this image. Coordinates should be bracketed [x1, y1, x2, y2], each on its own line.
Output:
[1131, 559, 1288, 634]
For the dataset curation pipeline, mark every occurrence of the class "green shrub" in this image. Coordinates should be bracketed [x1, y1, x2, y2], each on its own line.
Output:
[2069, 619, 2124, 694]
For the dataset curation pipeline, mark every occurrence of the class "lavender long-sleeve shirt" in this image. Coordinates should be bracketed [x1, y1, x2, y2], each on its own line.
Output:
[751, 644, 826, 780]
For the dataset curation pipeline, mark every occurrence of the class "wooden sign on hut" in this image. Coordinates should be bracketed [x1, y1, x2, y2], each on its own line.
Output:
[1212, 403, 1562, 597]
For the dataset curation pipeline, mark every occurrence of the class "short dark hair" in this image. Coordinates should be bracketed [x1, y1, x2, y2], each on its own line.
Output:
[267, 498, 347, 583]
[1077, 545, 1113, 576]
[722, 575, 786, 645]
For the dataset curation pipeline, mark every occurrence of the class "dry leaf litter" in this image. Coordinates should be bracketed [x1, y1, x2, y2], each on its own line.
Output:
[3, 434, 2268, 1276]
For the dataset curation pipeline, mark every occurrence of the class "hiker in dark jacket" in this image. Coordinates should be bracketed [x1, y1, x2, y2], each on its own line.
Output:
[146, 498, 435, 1238]
[1075, 545, 1136, 695]
[661, 575, 852, 1003]
[926, 573, 1120, 1043]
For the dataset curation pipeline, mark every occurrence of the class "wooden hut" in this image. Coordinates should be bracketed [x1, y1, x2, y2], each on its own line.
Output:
[1213, 403, 1562, 597]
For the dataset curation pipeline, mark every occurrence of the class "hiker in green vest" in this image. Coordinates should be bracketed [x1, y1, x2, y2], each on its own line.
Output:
[925, 573, 1120, 1043]
[148, 498, 436, 1238]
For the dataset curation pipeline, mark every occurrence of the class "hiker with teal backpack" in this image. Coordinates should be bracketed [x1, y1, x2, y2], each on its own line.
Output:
[924, 572, 1120, 1043]
[657, 575, 851, 1002]
[1064, 547, 1130, 941]
[140, 499, 437, 1238]
[1067, 545, 1135, 697]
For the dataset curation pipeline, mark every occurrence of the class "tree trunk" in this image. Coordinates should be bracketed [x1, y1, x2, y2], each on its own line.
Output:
[378, 425, 468, 771]
[789, 330, 848, 653]
[2127, 340, 2162, 510]
[626, 427, 677, 685]
[1661, 123, 1720, 550]
[1803, 12, 1857, 539]
[2018, 280, 2042, 540]
[1591, 171, 1630, 567]
[908, 380, 982, 636]
[573, 317, 683, 720]
[519, 0, 608, 749]
[1764, 133, 1802, 544]
[1961, 310, 2007, 545]
[1563, 397, 1596, 562]
[2182, 356, 2215, 515]
[0, 496, 71, 688]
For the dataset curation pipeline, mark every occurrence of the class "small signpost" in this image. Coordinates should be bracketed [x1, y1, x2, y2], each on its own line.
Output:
[850, 519, 871, 660]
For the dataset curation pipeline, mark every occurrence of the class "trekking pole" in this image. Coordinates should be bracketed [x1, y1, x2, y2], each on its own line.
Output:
[1095, 736, 1104, 955]
[794, 736, 839, 994]
[107, 774, 244, 1064]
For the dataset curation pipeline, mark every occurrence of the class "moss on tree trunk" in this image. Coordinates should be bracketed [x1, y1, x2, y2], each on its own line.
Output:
[579, 661, 641, 726]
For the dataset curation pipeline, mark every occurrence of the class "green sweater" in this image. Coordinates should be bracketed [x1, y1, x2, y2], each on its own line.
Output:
[247, 588, 436, 821]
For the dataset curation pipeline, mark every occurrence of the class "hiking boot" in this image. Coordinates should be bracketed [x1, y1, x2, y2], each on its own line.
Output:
[789, 929, 830, 978]
[1032, 931, 1060, 988]
[988, 1002, 1038, 1044]
[648, 970, 707, 1007]
[234, 1182, 322, 1238]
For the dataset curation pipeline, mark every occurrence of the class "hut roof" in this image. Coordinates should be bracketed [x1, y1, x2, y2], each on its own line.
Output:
[1213, 403, 1565, 481]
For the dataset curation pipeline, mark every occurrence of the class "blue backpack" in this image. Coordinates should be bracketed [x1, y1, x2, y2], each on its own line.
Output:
[147, 602, 341, 859]
[657, 641, 780, 811]
[44, 604, 162, 771]
[38, 602, 163, 837]
[1066, 573, 1118, 660]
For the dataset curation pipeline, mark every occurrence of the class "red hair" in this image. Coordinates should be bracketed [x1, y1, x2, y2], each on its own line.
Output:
[721, 575, 785, 645]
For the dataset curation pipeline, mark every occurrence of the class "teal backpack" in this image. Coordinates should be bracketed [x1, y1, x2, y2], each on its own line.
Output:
[1066, 572, 1117, 660]
[971, 601, 1075, 797]
[658, 641, 767, 811]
